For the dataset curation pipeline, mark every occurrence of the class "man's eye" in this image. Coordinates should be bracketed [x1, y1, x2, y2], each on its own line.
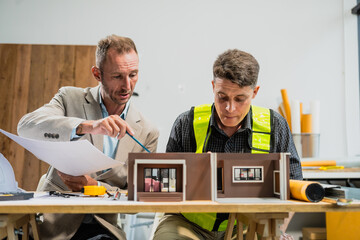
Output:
[218, 95, 228, 101]
[235, 98, 245, 103]
[130, 73, 137, 78]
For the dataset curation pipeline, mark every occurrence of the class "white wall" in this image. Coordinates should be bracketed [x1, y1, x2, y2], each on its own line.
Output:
[1, 0, 359, 159]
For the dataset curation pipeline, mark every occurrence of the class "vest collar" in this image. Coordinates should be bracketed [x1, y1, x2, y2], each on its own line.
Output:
[210, 105, 252, 134]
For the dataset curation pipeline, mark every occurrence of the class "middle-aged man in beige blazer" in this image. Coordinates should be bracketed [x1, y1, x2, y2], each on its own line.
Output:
[17, 35, 159, 240]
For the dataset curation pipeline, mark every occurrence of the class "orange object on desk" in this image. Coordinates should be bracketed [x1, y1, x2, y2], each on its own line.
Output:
[289, 180, 325, 202]
[301, 160, 336, 167]
[82, 186, 107, 196]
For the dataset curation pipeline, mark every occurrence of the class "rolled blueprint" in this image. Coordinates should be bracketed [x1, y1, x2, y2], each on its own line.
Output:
[290, 179, 325, 202]
[301, 114, 312, 133]
[281, 89, 292, 131]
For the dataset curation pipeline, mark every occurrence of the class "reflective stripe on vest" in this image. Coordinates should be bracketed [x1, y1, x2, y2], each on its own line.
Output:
[193, 104, 212, 153]
[183, 104, 272, 232]
[251, 105, 271, 154]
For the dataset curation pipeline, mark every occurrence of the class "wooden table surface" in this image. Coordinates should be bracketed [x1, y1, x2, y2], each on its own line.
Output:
[0, 193, 360, 214]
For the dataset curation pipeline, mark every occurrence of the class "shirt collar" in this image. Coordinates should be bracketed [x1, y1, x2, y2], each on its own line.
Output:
[98, 90, 130, 120]
[210, 104, 252, 132]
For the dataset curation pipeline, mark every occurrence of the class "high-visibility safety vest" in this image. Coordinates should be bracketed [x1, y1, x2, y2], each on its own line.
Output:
[183, 104, 273, 232]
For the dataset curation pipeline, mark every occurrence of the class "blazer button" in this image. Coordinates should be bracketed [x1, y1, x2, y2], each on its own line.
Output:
[44, 133, 48, 138]
[55, 134, 59, 139]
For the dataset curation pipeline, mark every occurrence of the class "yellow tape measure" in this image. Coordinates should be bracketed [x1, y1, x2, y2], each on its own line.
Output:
[82, 186, 107, 196]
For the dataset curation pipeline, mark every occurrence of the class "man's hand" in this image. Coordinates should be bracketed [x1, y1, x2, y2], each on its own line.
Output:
[57, 171, 98, 192]
[76, 115, 134, 139]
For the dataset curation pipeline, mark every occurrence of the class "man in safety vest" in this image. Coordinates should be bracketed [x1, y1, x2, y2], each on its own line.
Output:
[153, 49, 303, 240]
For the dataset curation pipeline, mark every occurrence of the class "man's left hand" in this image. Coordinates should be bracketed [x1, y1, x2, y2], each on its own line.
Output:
[57, 170, 97, 192]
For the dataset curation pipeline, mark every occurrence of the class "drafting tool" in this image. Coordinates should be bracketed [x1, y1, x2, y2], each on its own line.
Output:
[0, 192, 33, 201]
[126, 132, 150, 153]
[319, 166, 344, 170]
[322, 197, 353, 206]
[112, 191, 121, 200]
[49, 191, 79, 198]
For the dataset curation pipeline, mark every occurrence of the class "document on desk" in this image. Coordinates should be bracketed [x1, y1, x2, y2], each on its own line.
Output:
[0, 129, 123, 176]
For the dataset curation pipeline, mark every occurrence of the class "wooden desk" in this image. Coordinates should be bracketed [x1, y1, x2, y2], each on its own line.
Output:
[1, 193, 360, 240]
[1, 192, 360, 214]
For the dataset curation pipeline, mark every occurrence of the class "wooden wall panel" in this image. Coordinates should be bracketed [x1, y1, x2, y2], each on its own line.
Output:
[74, 46, 97, 87]
[25, 45, 48, 188]
[0, 44, 97, 190]
[0, 45, 17, 186]
[60, 46, 76, 87]
[9, 45, 31, 190]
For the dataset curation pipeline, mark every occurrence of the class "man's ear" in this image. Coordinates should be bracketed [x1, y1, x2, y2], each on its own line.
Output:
[92, 66, 101, 82]
[252, 85, 260, 99]
[212, 80, 215, 92]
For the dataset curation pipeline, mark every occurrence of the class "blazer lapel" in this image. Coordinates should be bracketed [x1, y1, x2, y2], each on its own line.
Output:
[114, 104, 143, 164]
[82, 88, 142, 171]
[83, 86, 103, 152]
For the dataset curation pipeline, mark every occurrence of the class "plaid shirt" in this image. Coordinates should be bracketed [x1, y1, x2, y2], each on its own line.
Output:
[166, 104, 303, 180]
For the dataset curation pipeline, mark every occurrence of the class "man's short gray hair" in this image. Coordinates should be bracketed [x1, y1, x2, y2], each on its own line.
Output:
[96, 35, 137, 71]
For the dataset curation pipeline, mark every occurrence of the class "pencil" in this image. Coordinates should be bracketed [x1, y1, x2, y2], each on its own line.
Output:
[126, 132, 150, 153]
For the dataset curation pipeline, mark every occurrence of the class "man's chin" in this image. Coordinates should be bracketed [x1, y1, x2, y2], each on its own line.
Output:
[220, 119, 241, 128]
[112, 98, 128, 106]
[221, 117, 237, 123]
[113, 95, 131, 104]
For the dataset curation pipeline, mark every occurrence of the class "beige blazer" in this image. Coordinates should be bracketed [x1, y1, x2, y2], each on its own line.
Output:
[18, 85, 159, 240]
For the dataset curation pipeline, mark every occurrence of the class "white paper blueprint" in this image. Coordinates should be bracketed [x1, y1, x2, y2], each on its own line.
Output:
[0, 129, 123, 176]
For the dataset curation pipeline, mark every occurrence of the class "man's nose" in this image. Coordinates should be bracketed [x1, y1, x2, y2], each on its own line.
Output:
[225, 102, 235, 112]
[124, 76, 131, 89]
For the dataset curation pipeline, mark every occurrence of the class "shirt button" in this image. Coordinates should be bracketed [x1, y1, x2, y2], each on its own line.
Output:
[55, 134, 59, 139]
